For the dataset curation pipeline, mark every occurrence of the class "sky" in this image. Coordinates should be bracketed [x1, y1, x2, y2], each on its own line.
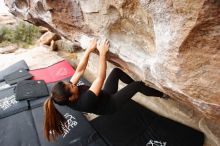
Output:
[0, 0, 9, 14]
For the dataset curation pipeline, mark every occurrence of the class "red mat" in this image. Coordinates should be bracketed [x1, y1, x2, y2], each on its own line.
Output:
[30, 60, 75, 83]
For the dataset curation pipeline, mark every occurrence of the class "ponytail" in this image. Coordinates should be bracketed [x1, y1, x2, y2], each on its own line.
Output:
[43, 96, 67, 141]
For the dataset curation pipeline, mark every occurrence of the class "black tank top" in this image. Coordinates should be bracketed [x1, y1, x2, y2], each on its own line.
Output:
[68, 85, 110, 114]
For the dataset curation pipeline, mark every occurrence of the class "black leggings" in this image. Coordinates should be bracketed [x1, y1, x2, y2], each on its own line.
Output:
[102, 68, 163, 113]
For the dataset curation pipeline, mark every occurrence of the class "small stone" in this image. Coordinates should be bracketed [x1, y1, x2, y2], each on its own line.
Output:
[0, 44, 18, 54]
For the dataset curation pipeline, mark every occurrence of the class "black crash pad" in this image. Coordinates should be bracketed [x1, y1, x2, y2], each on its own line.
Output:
[0, 86, 29, 119]
[15, 80, 49, 101]
[0, 111, 40, 146]
[3, 68, 32, 85]
[31, 105, 107, 146]
[0, 68, 33, 91]
[29, 77, 71, 109]
[0, 60, 29, 82]
[91, 100, 204, 146]
[29, 77, 91, 109]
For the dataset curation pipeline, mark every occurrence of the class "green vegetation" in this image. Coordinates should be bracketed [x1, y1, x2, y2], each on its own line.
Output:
[0, 22, 40, 48]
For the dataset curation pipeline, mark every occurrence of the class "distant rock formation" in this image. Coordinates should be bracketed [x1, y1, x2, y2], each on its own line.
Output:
[0, 13, 17, 27]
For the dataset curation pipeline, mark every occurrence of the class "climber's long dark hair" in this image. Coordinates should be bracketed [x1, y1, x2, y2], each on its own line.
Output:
[44, 81, 72, 141]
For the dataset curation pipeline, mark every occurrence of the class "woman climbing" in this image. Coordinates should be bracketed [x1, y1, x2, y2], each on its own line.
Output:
[44, 38, 166, 141]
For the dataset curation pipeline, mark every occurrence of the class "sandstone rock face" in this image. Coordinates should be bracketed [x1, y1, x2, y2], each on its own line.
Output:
[4, 0, 220, 145]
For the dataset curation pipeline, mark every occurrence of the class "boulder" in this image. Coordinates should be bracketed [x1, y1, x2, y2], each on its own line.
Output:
[38, 26, 48, 34]
[38, 31, 61, 45]
[0, 13, 17, 26]
[4, 0, 220, 145]
[55, 39, 82, 52]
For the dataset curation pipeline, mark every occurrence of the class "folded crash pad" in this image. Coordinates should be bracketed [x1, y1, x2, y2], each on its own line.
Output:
[91, 100, 204, 146]
[4, 68, 32, 85]
[29, 77, 91, 109]
[0, 111, 40, 146]
[29, 77, 71, 109]
[0, 69, 32, 91]
[0, 86, 29, 119]
[0, 60, 29, 82]
[31, 105, 107, 146]
[15, 80, 49, 101]
[30, 60, 75, 84]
